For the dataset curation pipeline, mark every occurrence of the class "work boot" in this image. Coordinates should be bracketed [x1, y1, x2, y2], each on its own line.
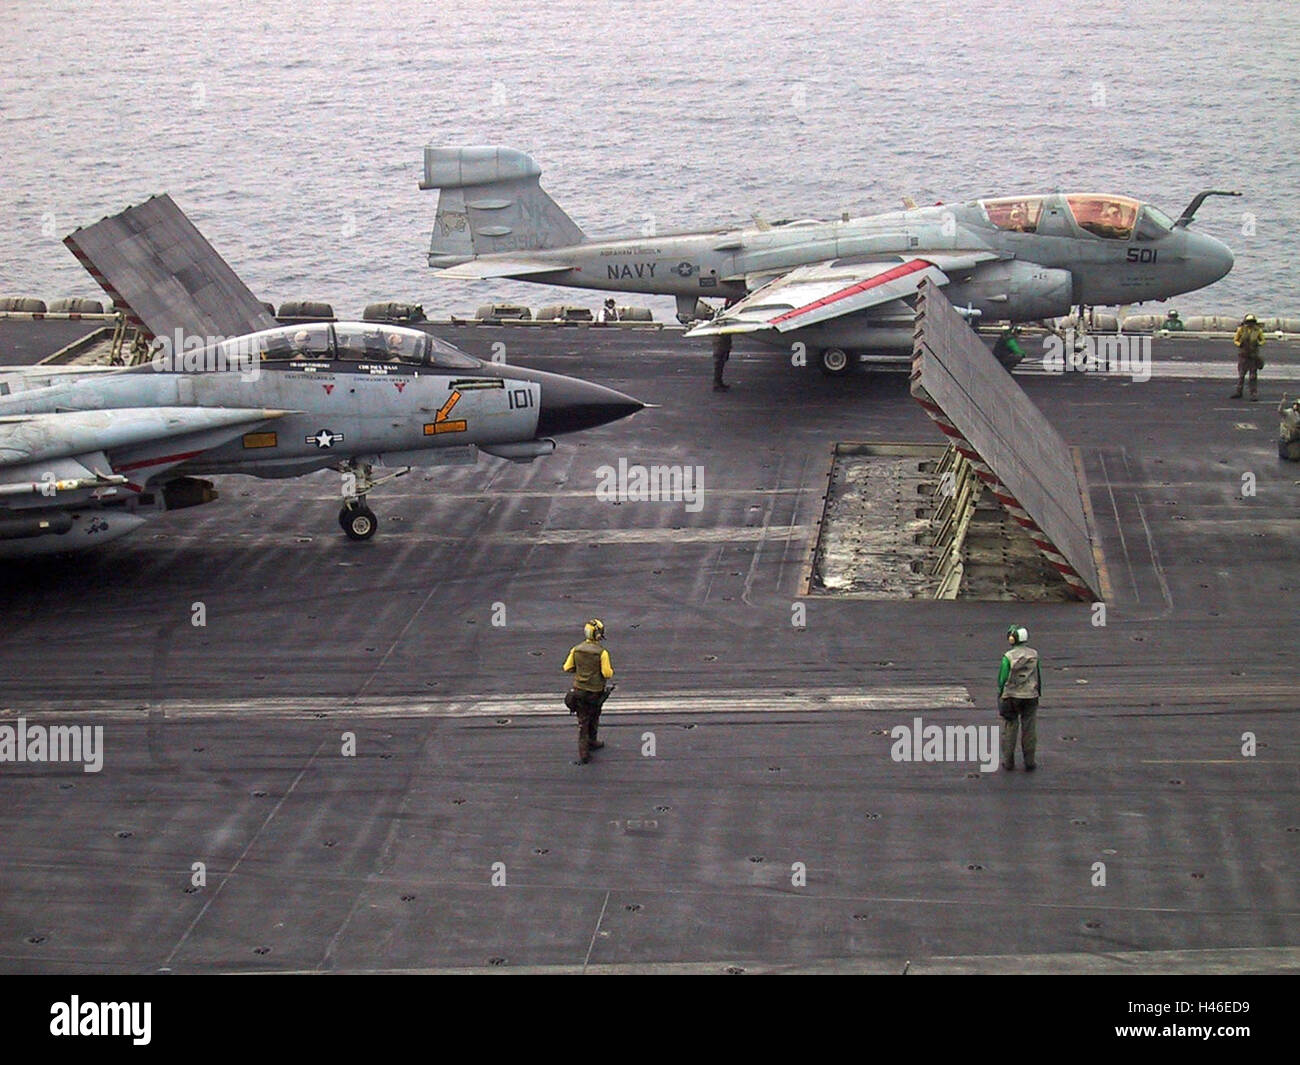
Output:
[1230, 389, 1243, 399]
[1025, 763, 1036, 772]
[713, 381, 730, 392]
[1002, 760, 1015, 771]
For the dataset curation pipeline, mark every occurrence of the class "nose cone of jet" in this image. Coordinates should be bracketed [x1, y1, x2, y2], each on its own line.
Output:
[1194, 232, 1235, 289]
[536, 373, 644, 436]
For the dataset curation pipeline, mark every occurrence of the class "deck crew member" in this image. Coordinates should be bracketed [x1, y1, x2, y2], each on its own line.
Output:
[1162, 309, 1184, 331]
[998, 625, 1041, 772]
[597, 298, 619, 324]
[993, 326, 1025, 367]
[563, 618, 614, 764]
[1231, 313, 1266, 400]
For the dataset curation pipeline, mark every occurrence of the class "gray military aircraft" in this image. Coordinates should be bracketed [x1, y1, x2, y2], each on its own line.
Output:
[0, 321, 642, 557]
[423, 146, 1237, 376]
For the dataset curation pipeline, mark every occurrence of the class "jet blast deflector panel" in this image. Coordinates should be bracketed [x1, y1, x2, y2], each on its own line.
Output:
[63, 194, 275, 342]
[910, 282, 1102, 600]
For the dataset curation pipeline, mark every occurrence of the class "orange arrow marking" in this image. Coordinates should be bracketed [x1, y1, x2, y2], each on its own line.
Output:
[425, 389, 468, 434]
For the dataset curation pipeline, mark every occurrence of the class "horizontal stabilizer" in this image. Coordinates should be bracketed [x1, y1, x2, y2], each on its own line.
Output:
[433, 258, 566, 280]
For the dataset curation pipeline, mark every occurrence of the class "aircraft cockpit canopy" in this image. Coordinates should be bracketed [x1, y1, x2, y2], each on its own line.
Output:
[1133, 204, 1176, 242]
[981, 196, 1045, 233]
[218, 323, 484, 369]
[1065, 195, 1140, 239]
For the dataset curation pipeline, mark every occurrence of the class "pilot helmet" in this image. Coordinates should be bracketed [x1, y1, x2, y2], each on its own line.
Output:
[1007, 624, 1028, 645]
[584, 618, 605, 641]
[1243, 313, 1258, 324]
[386, 332, 404, 348]
[293, 329, 310, 346]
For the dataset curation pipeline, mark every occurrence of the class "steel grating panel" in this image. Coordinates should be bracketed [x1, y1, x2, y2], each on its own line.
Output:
[63, 194, 275, 342]
[910, 281, 1101, 599]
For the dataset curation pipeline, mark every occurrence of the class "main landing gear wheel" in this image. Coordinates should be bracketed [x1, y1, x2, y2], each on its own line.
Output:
[817, 347, 855, 377]
[340, 504, 378, 541]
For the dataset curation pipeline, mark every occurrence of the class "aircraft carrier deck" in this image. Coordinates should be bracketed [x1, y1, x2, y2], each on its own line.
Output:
[0, 318, 1297, 981]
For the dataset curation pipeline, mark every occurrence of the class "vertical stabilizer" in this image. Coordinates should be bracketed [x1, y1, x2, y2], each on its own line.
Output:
[421, 146, 586, 266]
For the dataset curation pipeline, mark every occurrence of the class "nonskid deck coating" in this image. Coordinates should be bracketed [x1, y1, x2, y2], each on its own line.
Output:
[0, 323, 1296, 973]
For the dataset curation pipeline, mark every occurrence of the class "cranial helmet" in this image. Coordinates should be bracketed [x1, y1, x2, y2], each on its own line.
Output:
[1007, 625, 1028, 644]
[1244, 313, 1258, 324]
[585, 618, 605, 641]
[1168, 310, 1180, 318]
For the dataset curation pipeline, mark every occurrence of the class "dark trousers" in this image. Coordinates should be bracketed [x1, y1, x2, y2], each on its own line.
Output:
[712, 336, 732, 384]
[1235, 354, 1261, 397]
[568, 689, 605, 760]
[999, 697, 1038, 768]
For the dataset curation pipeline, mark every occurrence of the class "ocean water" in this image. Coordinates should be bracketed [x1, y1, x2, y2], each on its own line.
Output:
[1, 0, 1296, 320]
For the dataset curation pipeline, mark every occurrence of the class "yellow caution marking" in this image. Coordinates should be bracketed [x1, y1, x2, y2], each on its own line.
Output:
[425, 390, 468, 434]
[242, 431, 278, 449]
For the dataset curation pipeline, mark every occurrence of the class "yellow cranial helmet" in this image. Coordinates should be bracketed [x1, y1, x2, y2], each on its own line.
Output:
[585, 618, 605, 641]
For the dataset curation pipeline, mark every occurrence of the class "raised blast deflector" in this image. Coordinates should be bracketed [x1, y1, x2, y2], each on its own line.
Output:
[910, 281, 1102, 600]
[63, 194, 276, 342]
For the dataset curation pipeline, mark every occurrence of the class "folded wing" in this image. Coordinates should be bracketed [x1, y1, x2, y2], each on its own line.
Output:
[687, 254, 994, 336]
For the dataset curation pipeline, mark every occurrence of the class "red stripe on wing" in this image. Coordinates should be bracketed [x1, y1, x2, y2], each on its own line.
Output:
[769, 259, 931, 325]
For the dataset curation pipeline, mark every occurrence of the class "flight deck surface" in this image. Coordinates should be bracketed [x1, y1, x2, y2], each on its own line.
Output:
[0, 323, 1296, 974]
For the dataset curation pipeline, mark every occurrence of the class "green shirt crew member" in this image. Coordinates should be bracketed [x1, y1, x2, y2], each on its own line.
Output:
[563, 618, 615, 763]
[998, 625, 1041, 771]
[1162, 310, 1185, 331]
[993, 327, 1025, 367]
[1231, 314, 1266, 400]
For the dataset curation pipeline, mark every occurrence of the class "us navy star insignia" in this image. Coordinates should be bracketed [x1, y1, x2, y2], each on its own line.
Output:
[308, 429, 344, 449]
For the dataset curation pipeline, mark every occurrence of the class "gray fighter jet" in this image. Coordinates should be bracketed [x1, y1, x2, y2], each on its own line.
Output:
[424, 146, 1237, 376]
[0, 322, 642, 557]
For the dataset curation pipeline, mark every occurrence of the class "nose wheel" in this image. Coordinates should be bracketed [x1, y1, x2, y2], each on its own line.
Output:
[336, 460, 407, 541]
[339, 501, 379, 541]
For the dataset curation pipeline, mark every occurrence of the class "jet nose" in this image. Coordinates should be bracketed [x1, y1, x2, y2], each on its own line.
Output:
[1196, 233, 1234, 287]
[535, 373, 644, 436]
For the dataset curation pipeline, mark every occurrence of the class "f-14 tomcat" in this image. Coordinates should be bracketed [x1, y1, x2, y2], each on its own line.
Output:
[0, 322, 642, 557]
[424, 146, 1237, 376]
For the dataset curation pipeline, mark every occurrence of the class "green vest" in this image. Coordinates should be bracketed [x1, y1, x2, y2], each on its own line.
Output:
[570, 640, 607, 692]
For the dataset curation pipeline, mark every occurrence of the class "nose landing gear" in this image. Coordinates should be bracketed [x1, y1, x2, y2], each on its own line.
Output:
[337, 460, 408, 541]
[339, 500, 379, 541]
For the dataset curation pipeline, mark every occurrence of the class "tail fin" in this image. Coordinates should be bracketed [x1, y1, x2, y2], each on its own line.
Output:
[421, 146, 585, 267]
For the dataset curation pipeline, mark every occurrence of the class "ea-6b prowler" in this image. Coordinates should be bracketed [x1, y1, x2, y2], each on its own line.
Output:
[0, 322, 642, 557]
[423, 146, 1237, 376]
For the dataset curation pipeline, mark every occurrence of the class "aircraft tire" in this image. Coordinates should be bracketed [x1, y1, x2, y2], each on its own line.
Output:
[341, 505, 379, 541]
[817, 348, 855, 377]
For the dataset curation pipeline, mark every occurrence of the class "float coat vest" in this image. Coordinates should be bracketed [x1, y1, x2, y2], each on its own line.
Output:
[569, 640, 608, 693]
[1002, 644, 1041, 699]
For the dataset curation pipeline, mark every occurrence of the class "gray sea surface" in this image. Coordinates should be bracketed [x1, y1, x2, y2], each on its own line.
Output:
[1, 0, 1296, 320]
